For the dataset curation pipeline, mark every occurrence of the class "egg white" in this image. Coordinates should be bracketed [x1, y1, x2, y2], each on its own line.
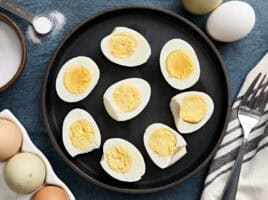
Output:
[159, 39, 200, 90]
[56, 56, 100, 103]
[100, 27, 151, 67]
[100, 138, 146, 182]
[103, 78, 151, 121]
[62, 108, 101, 157]
[170, 91, 214, 134]
[144, 123, 187, 169]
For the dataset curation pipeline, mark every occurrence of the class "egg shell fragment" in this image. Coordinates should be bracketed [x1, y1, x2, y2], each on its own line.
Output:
[100, 138, 146, 182]
[144, 123, 187, 169]
[62, 108, 101, 157]
[206, 1, 255, 42]
[160, 39, 200, 90]
[170, 91, 214, 134]
[56, 56, 100, 103]
[100, 27, 151, 67]
[103, 78, 151, 121]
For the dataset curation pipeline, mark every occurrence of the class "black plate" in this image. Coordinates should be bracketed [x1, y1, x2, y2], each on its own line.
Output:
[42, 6, 231, 193]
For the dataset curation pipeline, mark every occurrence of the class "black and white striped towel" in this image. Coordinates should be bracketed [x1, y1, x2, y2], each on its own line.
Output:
[201, 52, 268, 200]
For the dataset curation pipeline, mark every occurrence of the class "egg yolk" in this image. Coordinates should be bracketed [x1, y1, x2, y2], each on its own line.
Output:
[106, 145, 132, 173]
[166, 50, 194, 79]
[69, 119, 95, 150]
[109, 32, 137, 58]
[64, 65, 91, 94]
[180, 95, 207, 123]
[113, 84, 141, 112]
[149, 128, 178, 156]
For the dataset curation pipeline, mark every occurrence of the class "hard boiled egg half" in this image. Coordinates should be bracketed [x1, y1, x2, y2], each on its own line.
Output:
[170, 91, 214, 134]
[62, 108, 101, 157]
[100, 27, 151, 67]
[56, 56, 100, 103]
[100, 138, 146, 182]
[144, 123, 187, 169]
[103, 78, 151, 121]
[160, 39, 200, 90]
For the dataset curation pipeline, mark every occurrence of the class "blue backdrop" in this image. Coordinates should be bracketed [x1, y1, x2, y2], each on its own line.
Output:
[0, 0, 267, 199]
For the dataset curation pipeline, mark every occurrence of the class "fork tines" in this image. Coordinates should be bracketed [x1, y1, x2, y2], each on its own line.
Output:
[241, 73, 268, 112]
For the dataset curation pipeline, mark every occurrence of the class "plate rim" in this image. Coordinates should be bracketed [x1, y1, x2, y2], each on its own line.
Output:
[41, 5, 232, 194]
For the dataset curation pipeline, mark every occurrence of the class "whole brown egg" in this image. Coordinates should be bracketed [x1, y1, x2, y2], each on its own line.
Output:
[0, 119, 22, 161]
[32, 185, 69, 200]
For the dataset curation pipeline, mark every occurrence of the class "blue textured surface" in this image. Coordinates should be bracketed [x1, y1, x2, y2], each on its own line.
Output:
[0, 0, 267, 199]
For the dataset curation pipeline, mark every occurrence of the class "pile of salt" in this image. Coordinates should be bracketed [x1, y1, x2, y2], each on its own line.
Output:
[0, 21, 22, 88]
[27, 11, 66, 44]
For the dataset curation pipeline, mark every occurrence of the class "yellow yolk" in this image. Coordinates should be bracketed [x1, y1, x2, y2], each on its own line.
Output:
[113, 84, 141, 112]
[180, 95, 207, 123]
[108, 32, 137, 58]
[149, 128, 178, 156]
[69, 119, 95, 150]
[106, 145, 132, 173]
[166, 50, 194, 79]
[64, 65, 91, 94]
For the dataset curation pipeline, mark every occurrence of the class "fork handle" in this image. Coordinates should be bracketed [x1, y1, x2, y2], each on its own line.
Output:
[221, 139, 247, 200]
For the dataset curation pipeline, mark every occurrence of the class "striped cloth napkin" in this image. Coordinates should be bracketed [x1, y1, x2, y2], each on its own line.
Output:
[201, 52, 268, 200]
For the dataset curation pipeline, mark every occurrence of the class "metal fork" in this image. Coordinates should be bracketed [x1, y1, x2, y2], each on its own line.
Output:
[222, 73, 268, 200]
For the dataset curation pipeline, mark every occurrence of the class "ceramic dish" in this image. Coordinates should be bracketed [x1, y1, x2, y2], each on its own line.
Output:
[0, 14, 26, 93]
[0, 109, 75, 200]
[42, 6, 231, 193]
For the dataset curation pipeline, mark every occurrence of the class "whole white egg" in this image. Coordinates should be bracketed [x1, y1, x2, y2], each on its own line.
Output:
[100, 138, 146, 182]
[144, 123, 187, 169]
[100, 27, 151, 67]
[170, 91, 214, 134]
[103, 78, 151, 121]
[56, 56, 100, 103]
[160, 39, 200, 90]
[62, 108, 101, 157]
[206, 1, 255, 42]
